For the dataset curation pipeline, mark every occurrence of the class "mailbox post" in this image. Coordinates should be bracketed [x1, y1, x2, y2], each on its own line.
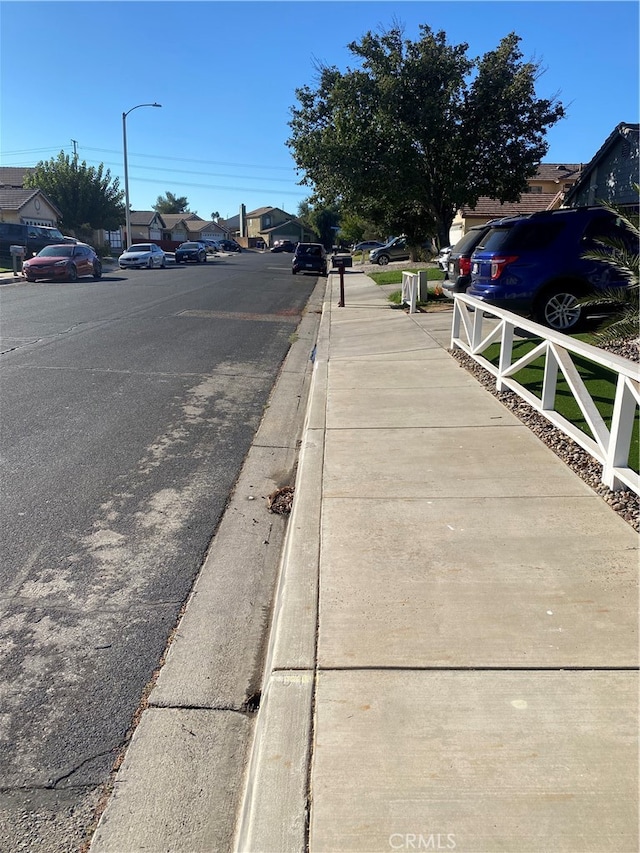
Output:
[332, 253, 352, 307]
[10, 245, 25, 277]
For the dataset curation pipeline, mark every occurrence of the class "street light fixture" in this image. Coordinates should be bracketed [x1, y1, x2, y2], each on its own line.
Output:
[122, 102, 162, 249]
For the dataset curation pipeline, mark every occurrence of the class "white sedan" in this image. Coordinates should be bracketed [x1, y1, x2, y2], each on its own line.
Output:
[119, 243, 166, 269]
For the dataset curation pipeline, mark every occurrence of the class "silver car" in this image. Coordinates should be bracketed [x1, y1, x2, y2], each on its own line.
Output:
[119, 243, 166, 269]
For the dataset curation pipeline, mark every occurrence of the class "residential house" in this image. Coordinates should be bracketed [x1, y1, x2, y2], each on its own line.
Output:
[563, 122, 639, 210]
[449, 163, 583, 244]
[129, 211, 165, 244]
[0, 186, 62, 229]
[0, 165, 116, 248]
[185, 219, 230, 243]
[159, 212, 202, 247]
[223, 206, 316, 248]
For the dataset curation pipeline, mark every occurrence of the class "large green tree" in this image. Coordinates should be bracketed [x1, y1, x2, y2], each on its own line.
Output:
[297, 199, 341, 248]
[24, 152, 125, 239]
[288, 25, 565, 251]
[153, 191, 191, 214]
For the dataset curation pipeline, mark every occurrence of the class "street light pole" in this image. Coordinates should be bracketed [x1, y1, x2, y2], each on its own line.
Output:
[122, 102, 162, 249]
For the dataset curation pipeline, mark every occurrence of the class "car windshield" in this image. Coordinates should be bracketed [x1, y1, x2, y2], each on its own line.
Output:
[129, 244, 151, 252]
[38, 246, 73, 257]
[181, 243, 199, 249]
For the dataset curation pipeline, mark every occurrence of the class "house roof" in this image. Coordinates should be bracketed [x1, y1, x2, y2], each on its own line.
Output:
[459, 192, 560, 219]
[0, 166, 36, 187]
[563, 122, 640, 205]
[533, 163, 582, 184]
[160, 212, 203, 228]
[129, 210, 162, 226]
[0, 186, 62, 217]
[246, 206, 293, 219]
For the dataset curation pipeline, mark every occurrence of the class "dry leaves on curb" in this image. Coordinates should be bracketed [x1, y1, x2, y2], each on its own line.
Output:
[267, 486, 294, 515]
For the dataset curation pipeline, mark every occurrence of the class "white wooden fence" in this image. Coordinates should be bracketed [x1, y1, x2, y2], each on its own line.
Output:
[450, 294, 640, 494]
[401, 271, 418, 314]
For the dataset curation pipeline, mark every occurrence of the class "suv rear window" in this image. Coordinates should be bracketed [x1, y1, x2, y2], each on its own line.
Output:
[452, 227, 489, 254]
[480, 221, 565, 253]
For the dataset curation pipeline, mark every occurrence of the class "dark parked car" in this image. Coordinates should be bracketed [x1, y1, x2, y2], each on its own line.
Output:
[270, 240, 296, 253]
[22, 243, 102, 282]
[217, 239, 242, 253]
[442, 223, 500, 299]
[467, 206, 632, 331]
[0, 222, 74, 262]
[292, 243, 328, 276]
[175, 241, 207, 264]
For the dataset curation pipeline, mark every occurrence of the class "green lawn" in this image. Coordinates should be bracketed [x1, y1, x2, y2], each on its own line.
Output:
[483, 336, 639, 472]
[369, 267, 445, 286]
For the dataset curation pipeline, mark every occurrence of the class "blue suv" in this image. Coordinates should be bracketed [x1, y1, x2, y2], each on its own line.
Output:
[467, 206, 630, 331]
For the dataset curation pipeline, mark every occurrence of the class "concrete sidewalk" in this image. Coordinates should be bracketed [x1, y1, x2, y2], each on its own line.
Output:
[238, 269, 638, 853]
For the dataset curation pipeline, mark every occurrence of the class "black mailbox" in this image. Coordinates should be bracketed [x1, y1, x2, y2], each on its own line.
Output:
[332, 254, 352, 269]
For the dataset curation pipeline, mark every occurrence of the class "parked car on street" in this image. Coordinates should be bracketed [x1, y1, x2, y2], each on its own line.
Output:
[175, 241, 207, 264]
[442, 223, 500, 299]
[467, 206, 632, 331]
[217, 239, 242, 253]
[291, 243, 328, 276]
[436, 245, 452, 271]
[200, 239, 220, 254]
[22, 243, 102, 282]
[119, 243, 166, 269]
[0, 222, 76, 262]
[351, 240, 385, 254]
[369, 236, 431, 266]
[270, 240, 296, 253]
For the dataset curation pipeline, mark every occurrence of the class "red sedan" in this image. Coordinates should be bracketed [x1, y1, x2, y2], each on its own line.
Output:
[22, 243, 102, 282]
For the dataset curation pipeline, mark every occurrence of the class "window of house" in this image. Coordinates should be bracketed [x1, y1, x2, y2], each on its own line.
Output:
[527, 186, 543, 193]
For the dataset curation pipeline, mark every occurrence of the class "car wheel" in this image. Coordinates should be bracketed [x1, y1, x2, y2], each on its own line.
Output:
[534, 285, 583, 331]
[377, 255, 390, 265]
[147, 257, 154, 269]
[202, 254, 207, 263]
[292, 268, 297, 275]
[67, 264, 78, 282]
[161, 256, 166, 269]
[93, 261, 102, 280]
[175, 257, 181, 264]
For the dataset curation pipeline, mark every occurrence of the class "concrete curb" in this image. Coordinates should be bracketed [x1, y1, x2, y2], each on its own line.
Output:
[233, 278, 334, 853]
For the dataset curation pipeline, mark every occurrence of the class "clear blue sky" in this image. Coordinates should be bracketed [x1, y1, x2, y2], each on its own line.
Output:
[1, 1, 637, 222]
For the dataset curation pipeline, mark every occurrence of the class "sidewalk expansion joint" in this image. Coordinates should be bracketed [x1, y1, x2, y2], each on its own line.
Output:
[315, 665, 639, 672]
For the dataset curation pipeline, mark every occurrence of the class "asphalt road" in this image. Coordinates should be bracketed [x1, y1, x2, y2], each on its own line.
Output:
[0, 250, 317, 851]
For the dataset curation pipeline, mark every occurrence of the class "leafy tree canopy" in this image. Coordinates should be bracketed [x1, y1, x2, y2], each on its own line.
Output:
[24, 151, 125, 238]
[288, 24, 565, 249]
[153, 191, 191, 214]
[297, 199, 341, 248]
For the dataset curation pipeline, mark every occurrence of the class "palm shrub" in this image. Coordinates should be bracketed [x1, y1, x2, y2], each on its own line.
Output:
[579, 187, 639, 344]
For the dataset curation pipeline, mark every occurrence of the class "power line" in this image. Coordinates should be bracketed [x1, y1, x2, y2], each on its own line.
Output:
[82, 146, 296, 172]
[126, 174, 307, 197]
[1, 145, 297, 174]
[78, 157, 299, 186]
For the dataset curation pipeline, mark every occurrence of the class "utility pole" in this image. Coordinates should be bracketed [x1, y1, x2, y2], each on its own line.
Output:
[71, 139, 78, 160]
